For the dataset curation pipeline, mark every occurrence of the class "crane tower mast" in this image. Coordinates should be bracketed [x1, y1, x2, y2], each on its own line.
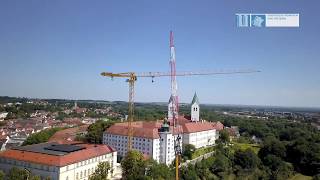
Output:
[101, 31, 260, 180]
[169, 31, 181, 180]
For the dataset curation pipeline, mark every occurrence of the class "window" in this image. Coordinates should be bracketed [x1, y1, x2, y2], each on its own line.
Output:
[66, 176, 69, 180]
[76, 173, 79, 180]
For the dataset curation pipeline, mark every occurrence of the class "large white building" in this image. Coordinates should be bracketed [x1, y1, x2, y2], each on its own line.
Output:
[103, 93, 223, 165]
[0, 142, 117, 180]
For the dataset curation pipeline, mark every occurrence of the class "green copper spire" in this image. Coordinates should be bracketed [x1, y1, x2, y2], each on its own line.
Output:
[191, 92, 199, 105]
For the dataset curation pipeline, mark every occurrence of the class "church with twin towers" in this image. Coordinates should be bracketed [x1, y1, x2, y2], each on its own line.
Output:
[103, 31, 224, 165]
[103, 92, 223, 165]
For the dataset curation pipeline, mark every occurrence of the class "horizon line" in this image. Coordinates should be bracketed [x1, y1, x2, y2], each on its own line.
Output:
[1, 95, 320, 110]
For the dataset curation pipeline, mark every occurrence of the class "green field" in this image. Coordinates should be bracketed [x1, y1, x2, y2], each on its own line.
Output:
[192, 146, 215, 159]
[231, 142, 260, 154]
[289, 174, 312, 180]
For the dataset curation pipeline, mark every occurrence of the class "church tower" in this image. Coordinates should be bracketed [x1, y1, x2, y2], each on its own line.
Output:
[158, 119, 175, 165]
[191, 92, 200, 122]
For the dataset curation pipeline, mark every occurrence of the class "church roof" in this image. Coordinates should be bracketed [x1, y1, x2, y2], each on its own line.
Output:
[191, 92, 199, 105]
[181, 122, 215, 133]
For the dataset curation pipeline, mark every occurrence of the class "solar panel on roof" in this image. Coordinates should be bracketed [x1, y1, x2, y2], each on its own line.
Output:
[44, 144, 85, 152]
[12, 142, 87, 156]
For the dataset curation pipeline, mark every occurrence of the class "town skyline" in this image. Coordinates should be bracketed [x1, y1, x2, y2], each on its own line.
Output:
[1, 95, 320, 110]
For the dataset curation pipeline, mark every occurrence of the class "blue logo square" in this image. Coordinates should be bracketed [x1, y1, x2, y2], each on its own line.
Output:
[251, 15, 266, 27]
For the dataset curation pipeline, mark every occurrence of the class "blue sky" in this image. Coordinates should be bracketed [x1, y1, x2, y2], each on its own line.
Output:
[0, 0, 319, 107]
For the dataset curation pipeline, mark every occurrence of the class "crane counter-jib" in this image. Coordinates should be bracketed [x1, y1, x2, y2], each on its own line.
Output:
[101, 69, 260, 78]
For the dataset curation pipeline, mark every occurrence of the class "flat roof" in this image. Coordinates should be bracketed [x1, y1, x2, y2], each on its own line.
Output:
[12, 142, 86, 156]
[1, 143, 116, 166]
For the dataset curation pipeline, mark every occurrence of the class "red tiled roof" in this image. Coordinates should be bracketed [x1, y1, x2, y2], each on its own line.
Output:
[48, 125, 89, 143]
[0, 143, 115, 167]
[181, 122, 215, 133]
[105, 119, 223, 138]
[169, 116, 191, 125]
[171, 126, 184, 135]
[212, 121, 224, 131]
[106, 123, 160, 139]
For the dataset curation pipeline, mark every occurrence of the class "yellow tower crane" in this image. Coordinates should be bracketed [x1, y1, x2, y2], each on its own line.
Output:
[101, 69, 260, 179]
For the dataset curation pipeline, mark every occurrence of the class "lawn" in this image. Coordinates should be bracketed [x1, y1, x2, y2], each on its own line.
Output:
[231, 142, 260, 154]
[289, 174, 312, 180]
[192, 146, 215, 159]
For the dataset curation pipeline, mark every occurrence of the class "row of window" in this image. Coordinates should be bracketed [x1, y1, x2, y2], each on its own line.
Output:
[74, 154, 111, 169]
[107, 139, 151, 147]
[105, 134, 152, 142]
[76, 167, 95, 180]
[75, 161, 113, 180]
[0, 158, 56, 172]
[110, 143, 151, 154]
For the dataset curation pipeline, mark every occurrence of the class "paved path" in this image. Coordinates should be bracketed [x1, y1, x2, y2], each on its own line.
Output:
[179, 151, 215, 168]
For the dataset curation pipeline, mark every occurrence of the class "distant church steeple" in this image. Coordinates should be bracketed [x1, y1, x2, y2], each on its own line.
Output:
[191, 92, 200, 122]
[74, 101, 78, 110]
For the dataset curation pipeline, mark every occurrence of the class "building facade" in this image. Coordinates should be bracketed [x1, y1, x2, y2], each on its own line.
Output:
[103, 121, 180, 166]
[103, 93, 222, 165]
[0, 142, 117, 180]
[182, 123, 216, 148]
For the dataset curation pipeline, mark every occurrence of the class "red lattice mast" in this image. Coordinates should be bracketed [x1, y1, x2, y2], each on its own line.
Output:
[169, 31, 179, 127]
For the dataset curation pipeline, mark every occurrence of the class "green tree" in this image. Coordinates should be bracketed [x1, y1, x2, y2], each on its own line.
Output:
[258, 136, 286, 159]
[30, 176, 41, 180]
[219, 129, 230, 144]
[89, 162, 111, 180]
[182, 144, 196, 160]
[0, 170, 5, 180]
[211, 152, 231, 174]
[86, 120, 114, 144]
[8, 167, 28, 180]
[7, 167, 43, 180]
[215, 142, 233, 159]
[234, 149, 260, 171]
[56, 111, 69, 120]
[195, 159, 216, 180]
[263, 155, 293, 180]
[146, 160, 174, 180]
[180, 165, 198, 180]
[121, 150, 146, 180]
[286, 139, 320, 176]
[22, 127, 63, 146]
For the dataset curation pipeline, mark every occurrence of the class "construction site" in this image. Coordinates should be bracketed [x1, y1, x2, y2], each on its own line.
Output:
[101, 31, 259, 180]
[1, 1, 318, 180]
